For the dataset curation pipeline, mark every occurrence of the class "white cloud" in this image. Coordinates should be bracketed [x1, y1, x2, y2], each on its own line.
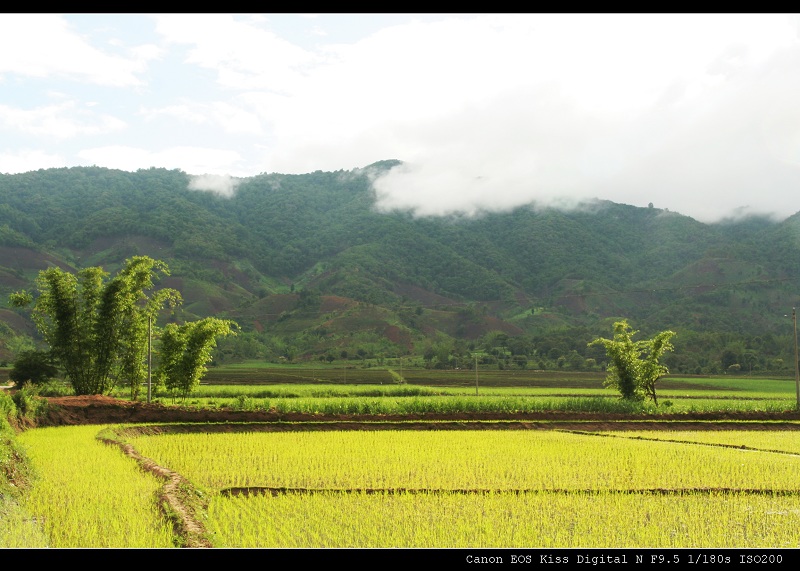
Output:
[152, 14, 315, 92]
[140, 101, 263, 135]
[354, 14, 800, 222]
[0, 149, 66, 174]
[5, 14, 800, 222]
[0, 14, 153, 86]
[188, 173, 241, 197]
[0, 101, 127, 139]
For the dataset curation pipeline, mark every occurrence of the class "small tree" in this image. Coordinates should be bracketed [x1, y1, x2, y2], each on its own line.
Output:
[9, 350, 58, 387]
[156, 318, 237, 399]
[589, 320, 675, 405]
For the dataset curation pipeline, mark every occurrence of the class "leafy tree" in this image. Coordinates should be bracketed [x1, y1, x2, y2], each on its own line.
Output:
[589, 320, 676, 405]
[4, 334, 36, 356]
[720, 348, 739, 370]
[9, 350, 58, 387]
[156, 318, 237, 399]
[9, 257, 181, 396]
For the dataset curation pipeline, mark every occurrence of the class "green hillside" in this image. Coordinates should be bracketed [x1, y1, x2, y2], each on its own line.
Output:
[1, 163, 798, 375]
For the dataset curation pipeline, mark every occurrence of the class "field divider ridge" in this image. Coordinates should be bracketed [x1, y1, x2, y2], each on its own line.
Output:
[558, 429, 800, 457]
[96, 426, 214, 548]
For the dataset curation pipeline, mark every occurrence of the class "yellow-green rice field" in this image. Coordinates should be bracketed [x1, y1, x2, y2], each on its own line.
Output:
[128, 429, 800, 548]
[16, 425, 175, 548]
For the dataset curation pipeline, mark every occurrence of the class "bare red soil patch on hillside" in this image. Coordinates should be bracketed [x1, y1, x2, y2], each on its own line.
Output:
[319, 295, 356, 313]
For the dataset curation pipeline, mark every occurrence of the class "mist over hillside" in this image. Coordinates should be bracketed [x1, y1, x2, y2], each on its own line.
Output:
[1, 163, 798, 375]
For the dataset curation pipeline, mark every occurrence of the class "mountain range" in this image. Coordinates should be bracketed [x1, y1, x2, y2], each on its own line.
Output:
[1, 162, 798, 375]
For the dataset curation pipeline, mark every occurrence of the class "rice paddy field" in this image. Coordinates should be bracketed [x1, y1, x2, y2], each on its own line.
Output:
[6, 369, 800, 549]
[206, 492, 800, 548]
[12, 425, 174, 548]
[122, 427, 800, 547]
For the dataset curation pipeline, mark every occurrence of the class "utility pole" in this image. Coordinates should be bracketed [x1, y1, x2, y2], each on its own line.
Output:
[147, 316, 152, 404]
[475, 354, 479, 396]
[794, 308, 799, 409]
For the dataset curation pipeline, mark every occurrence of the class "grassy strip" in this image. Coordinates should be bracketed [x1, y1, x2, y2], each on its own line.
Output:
[155, 393, 795, 415]
[141, 382, 789, 400]
[0, 390, 48, 547]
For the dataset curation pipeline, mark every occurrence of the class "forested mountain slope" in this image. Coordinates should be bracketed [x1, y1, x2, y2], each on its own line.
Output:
[1, 163, 797, 374]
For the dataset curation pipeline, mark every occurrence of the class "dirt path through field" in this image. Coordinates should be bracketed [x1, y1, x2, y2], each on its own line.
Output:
[98, 429, 212, 548]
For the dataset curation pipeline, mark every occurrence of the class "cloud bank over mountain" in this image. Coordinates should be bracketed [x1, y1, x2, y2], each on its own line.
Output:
[2, 14, 800, 222]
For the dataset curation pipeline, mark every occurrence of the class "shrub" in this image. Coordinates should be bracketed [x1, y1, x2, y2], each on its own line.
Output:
[0, 391, 16, 428]
[33, 379, 73, 397]
[9, 350, 58, 388]
[11, 383, 49, 419]
[234, 395, 256, 411]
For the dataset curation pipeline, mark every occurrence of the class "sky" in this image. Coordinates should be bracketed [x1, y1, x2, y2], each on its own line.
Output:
[2, 13, 800, 223]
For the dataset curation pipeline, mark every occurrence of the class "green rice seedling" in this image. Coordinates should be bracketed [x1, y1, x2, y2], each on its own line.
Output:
[676, 399, 793, 413]
[0, 399, 49, 548]
[206, 490, 800, 548]
[198, 365, 796, 392]
[17, 426, 175, 548]
[124, 426, 800, 548]
[130, 430, 800, 492]
[665, 376, 796, 395]
[0, 497, 50, 547]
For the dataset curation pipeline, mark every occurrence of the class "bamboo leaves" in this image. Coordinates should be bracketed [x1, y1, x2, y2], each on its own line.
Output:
[10, 256, 239, 398]
[10, 256, 182, 396]
[157, 318, 237, 399]
[589, 320, 676, 405]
